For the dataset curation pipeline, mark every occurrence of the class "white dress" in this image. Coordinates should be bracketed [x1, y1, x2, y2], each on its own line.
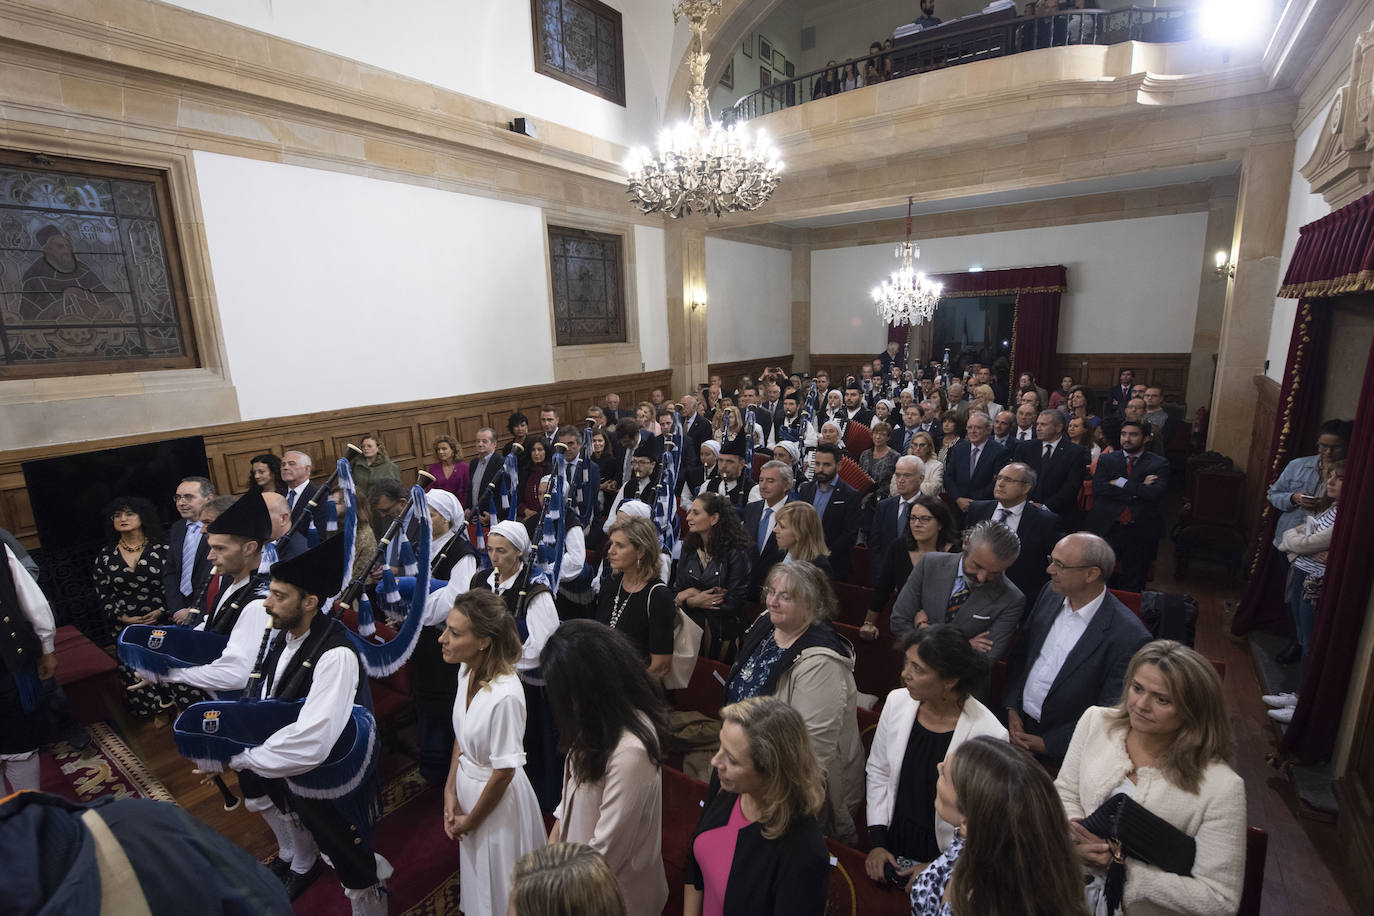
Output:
[452, 668, 547, 916]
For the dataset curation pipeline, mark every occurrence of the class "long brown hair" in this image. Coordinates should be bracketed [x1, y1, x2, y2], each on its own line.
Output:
[451, 590, 520, 688]
[719, 697, 824, 839]
[605, 515, 661, 583]
[773, 501, 829, 563]
[947, 737, 1089, 916]
[1104, 640, 1233, 793]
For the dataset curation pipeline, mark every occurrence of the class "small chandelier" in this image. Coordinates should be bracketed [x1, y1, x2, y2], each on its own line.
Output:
[625, 0, 783, 218]
[873, 197, 943, 326]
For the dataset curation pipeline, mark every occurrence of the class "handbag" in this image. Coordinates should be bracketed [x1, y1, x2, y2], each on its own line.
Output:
[664, 584, 704, 690]
[1077, 792, 1196, 915]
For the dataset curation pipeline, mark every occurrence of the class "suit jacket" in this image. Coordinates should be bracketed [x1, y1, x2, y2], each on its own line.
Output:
[686, 414, 713, 452]
[797, 478, 861, 580]
[890, 551, 1025, 661]
[162, 518, 212, 610]
[1086, 450, 1169, 535]
[467, 453, 504, 515]
[964, 500, 1061, 606]
[1105, 384, 1133, 417]
[865, 493, 918, 583]
[286, 481, 330, 535]
[1002, 587, 1152, 763]
[741, 494, 799, 599]
[890, 424, 923, 454]
[1015, 435, 1087, 519]
[844, 407, 874, 429]
[942, 438, 1010, 504]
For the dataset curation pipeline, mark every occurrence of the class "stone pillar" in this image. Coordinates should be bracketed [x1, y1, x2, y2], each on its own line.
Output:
[1186, 177, 1238, 411]
[666, 223, 708, 396]
[1208, 141, 1294, 467]
[792, 241, 811, 374]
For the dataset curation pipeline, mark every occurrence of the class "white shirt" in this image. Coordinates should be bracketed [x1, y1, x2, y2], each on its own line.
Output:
[230, 636, 359, 778]
[286, 481, 310, 509]
[603, 477, 652, 533]
[1021, 587, 1108, 721]
[754, 495, 790, 548]
[1016, 426, 1035, 441]
[768, 418, 818, 449]
[5, 545, 54, 653]
[492, 571, 559, 676]
[991, 499, 1027, 533]
[420, 555, 478, 627]
[162, 577, 271, 695]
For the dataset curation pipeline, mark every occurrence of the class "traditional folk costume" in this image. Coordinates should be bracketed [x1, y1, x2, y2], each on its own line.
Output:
[700, 432, 754, 512]
[602, 434, 663, 532]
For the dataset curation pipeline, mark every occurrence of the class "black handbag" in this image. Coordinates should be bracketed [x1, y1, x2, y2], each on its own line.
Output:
[1078, 793, 1196, 915]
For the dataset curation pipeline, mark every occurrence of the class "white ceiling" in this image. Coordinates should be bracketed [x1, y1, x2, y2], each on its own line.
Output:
[773, 161, 1241, 228]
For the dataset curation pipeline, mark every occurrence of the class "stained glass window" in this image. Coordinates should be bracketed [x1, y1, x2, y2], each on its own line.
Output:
[531, 0, 626, 106]
[548, 226, 626, 346]
[0, 151, 196, 378]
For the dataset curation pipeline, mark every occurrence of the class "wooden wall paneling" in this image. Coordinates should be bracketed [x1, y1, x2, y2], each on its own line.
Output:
[380, 426, 418, 464]
[222, 448, 268, 496]
[0, 480, 36, 542]
[808, 354, 873, 378]
[1246, 375, 1280, 538]
[1050, 353, 1193, 402]
[707, 355, 795, 385]
[284, 440, 328, 472]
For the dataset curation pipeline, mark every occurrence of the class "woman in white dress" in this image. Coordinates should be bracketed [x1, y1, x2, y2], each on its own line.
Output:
[440, 590, 547, 916]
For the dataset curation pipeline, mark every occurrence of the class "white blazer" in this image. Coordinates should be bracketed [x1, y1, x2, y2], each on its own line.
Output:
[865, 687, 1008, 852]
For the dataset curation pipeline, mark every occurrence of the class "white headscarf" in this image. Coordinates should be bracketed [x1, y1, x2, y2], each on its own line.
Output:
[426, 490, 464, 530]
[616, 500, 652, 520]
[774, 440, 801, 463]
[702, 440, 722, 458]
[489, 520, 530, 556]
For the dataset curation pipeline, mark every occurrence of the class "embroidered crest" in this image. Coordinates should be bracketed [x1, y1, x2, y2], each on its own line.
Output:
[148, 629, 166, 649]
[202, 709, 220, 734]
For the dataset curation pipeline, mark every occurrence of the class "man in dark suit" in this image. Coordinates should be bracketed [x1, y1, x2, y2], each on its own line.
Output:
[466, 427, 504, 524]
[797, 443, 860, 581]
[877, 340, 900, 379]
[1086, 420, 1169, 592]
[1002, 532, 1152, 766]
[681, 394, 713, 452]
[1015, 409, 1087, 520]
[865, 455, 925, 580]
[280, 450, 329, 533]
[741, 460, 799, 600]
[263, 492, 308, 561]
[890, 521, 1025, 661]
[840, 383, 874, 428]
[943, 412, 1009, 517]
[890, 403, 924, 454]
[163, 475, 215, 619]
[1104, 369, 1135, 417]
[536, 405, 561, 456]
[965, 462, 1062, 606]
[737, 385, 773, 443]
[603, 392, 625, 424]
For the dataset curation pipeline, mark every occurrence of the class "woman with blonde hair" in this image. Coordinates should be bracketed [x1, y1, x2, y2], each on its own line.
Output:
[1056, 640, 1246, 915]
[969, 384, 1001, 419]
[769, 501, 832, 579]
[439, 590, 546, 916]
[910, 736, 1089, 916]
[907, 430, 945, 497]
[596, 515, 674, 680]
[683, 697, 830, 915]
[509, 842, 626, 916]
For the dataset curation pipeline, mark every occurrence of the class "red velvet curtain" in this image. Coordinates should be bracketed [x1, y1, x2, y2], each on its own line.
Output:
[889, 265, 1067, 382]
[1230, 300, 1332, 636]
[1283, 331, 1374, 763]
[1278, 189, 1374, 298]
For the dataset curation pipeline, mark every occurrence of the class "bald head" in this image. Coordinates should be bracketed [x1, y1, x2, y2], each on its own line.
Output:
[263, 492, 291, 538]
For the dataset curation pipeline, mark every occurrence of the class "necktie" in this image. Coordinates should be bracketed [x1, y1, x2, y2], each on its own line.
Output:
[997, 507, 1011, 523]
[180, 521, 200, 595]
[1120, 455, 1136, 525]
[898, 499, 912, 538]
[970, 446, 981, 476]
[204, 574, 222, 614]
[947, 577, 971, 620]
[1126, 455, 1136, 477]
[758, 506, 773, 554]
[1044, 442, 1053, 461]
[287, 489, 297, 510]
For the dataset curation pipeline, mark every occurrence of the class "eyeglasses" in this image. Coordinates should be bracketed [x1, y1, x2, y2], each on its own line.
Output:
[173, 494, 199, 503]
[1048, 557, 1095, 571]
[995, 474, 1030, 485]
[910, 515, 937, 524]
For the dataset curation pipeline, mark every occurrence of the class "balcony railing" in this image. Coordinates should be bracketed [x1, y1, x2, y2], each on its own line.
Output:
[726, 6, 1191, 124]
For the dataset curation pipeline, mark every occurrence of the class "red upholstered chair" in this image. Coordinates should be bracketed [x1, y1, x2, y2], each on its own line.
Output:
[674, 657, 730, 720]
[752, 453, 770, 479]
[1109, 589, 1143, 620]
[1236, 826, 1268, 916]
[661, 766, 709, 916]
[825, 837, 909, 915]
[849, 545, 872, 586]
[832, 581, 876, 628]
[53, 625, 119, 724]
[834, 621, 903, 700]
[1209, 658, 1226, 680]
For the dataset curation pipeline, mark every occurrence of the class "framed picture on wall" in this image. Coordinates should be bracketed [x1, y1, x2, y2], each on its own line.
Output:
[759, 66, 771, 87]
[785, 60, 795, 78]
[743, 33, 752, 57]
[773, 49, 785, 72]
[719, 60, 734, 90]
[759, 35, 772, 62]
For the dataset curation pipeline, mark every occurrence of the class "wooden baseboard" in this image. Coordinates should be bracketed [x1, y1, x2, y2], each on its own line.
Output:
[0, 368, 672, 549]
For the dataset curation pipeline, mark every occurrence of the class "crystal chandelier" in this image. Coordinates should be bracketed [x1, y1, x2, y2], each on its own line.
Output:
[873, 197, 943, 326]
[625, 0, 783, 218]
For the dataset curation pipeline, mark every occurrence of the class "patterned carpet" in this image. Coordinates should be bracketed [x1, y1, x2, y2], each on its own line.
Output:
[39, 721, 175, 803]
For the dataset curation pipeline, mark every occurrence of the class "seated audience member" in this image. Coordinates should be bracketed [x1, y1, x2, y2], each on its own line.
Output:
[94, 496, 171, 718]
[943, 412, 1010, 518]
[543, 622, 670, 916]
[866, 626, 1006, 888]
[1065, 385, 1099, 430]
[864, 495, 958, 640]
[635, 401, 661, 438]
[970, 385, 1001, 420]
[910, 736, 1090, 916]
[937, 410, 964, 463]
[332, 486, 377, 587]
[799, 444, 860, 580]
[675, 492, 753, 663]
[1003, 533, 1152, 767]
[1017, 408, 1087, 520]
[586, 405, 607, 429]
[860, 421, 899, 510]
[890, 521, 1024, 661]
[724, 561, 864, 844]
[262, 492, 307, 561]
[246, 453, 287, 495]
[1050, 375, 1074, 410]
[965, 463, 1062, 604]
[701, 433, 753, 512]
[742, 461, 801, 600]
[684, 697, 830, 916]
[813, 61, 839, 99]
[1068, 414, 1099, 462]
[1017, 372, 1049, 410]
[427, 435, 470, 501]
[351, 433, 401, 497]
[510, 843, 626, 916]
[603, 392, 624, 423]
[1056, 641, 1246, 916]
[867, 455, 925, 568]
[1086, 420, 1168, 592]
[907, 431, 945, 498]
[596, 517, 674, 681]
[518, 439, 550, 520]
[506, 412, 533, 457]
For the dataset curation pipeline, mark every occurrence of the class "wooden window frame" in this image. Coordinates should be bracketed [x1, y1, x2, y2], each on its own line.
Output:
[547, 224, 628, 348]
[0, 148, 199, 380]
[530, 0, 628, 107]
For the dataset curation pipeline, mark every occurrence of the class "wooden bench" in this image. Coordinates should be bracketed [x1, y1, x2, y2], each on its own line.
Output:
[53, 625, 119, 724]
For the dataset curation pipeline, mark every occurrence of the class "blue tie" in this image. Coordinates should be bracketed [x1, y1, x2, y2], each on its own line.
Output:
[180, 521, 200, 595]
[758, 506, 773, 554]
[287, 489, 297, 510]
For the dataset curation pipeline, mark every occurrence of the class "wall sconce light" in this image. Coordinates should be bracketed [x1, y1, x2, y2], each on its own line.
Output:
[1214, 250, 1236, 278]
[690, 290, 707, 311]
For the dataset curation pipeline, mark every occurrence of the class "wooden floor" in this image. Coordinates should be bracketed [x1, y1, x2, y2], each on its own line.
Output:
[104, 526, 1359, 915]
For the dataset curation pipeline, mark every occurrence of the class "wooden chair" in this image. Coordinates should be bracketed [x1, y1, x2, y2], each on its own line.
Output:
[1236, 826, 1268, 916]
[1110, 588, 1143, 619]
[832, 581, 876, 628]
[834, 621, 903, 699]
[674, 656, 730, 720]
[849, 545, 872, 586]
[660, 766, 709, 916]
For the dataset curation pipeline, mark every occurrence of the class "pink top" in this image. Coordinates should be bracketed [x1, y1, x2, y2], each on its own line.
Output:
[427, 461, 470, 502]
[693, 796, 751, 916]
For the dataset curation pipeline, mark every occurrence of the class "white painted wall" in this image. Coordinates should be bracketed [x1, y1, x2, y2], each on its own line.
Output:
[1267, 100, 1333, 381]
[164, 0, 682, 148]
[635, 224, 670, 372]
[196, 151, 612, 420]
[811, 211, 1209, 354]
[705, 237, 792, 363]
[710, 3, 804, 114]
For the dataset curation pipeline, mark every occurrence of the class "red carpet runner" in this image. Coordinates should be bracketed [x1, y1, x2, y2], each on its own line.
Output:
[39, 721, 176, 804]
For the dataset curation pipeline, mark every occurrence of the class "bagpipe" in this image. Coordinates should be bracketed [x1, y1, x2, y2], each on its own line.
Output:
[471, 443, 522, 565]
